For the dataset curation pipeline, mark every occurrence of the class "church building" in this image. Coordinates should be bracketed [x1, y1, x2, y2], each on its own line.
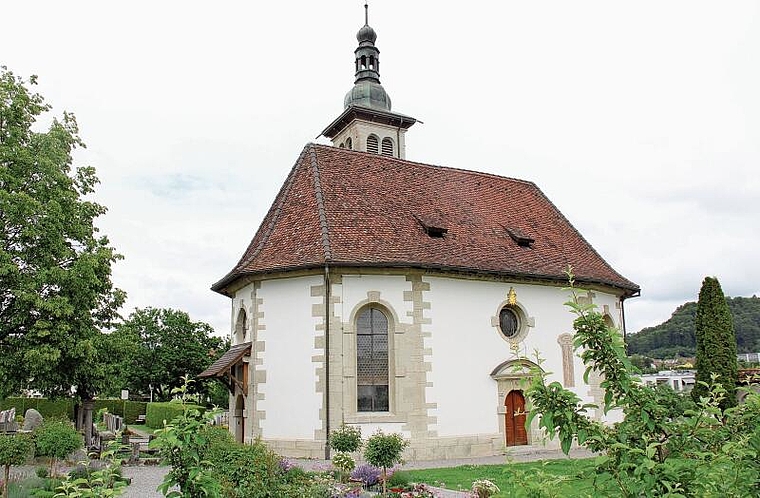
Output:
[200, 7, 639, 460]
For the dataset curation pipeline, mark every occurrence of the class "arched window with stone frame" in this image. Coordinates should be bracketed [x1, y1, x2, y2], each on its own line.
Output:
[234, 308, 247, 344]
[356, 306, 389, 412]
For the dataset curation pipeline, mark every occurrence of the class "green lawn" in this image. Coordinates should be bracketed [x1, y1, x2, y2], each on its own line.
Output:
[403, 458, 608, 497]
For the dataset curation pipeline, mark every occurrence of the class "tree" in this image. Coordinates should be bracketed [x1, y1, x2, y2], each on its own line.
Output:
[108, 308, 227, 401]
[0, 433, 32, 498]
[629, 353, 656, 373]
[34, 419, 83, 477]
[363, 431, 408, 495]
[692, 276, 738, 409]
[0, 68, 123, 422]
[526, 270, 760, 496]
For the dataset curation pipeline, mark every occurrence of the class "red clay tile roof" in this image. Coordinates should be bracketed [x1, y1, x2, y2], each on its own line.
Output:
[212, 144, 639, 295]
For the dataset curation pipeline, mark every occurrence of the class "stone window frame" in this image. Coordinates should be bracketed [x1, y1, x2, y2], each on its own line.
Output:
[234, 306, 248, 344]
[491, 299, 534, 346]
[343, 297, 404, 423]
[356, 307, 390, 412]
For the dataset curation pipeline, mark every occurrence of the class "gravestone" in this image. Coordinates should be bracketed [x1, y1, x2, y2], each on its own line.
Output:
[22, 408, 43, 431]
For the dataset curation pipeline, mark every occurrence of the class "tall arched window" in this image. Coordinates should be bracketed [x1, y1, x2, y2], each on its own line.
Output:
[381, 137, 394, 157]
[356, 307, 389, 412]
[235, 309, 247, 343]
[367, 134, 379, 154]
[345, 137, 353, 150]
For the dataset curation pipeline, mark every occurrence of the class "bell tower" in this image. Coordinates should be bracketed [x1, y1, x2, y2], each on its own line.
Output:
[320, 3, 416, 159]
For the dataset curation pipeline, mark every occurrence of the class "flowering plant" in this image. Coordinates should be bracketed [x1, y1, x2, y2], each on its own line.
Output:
[471, 478, 500, 497]
[387, 483, 441, 497]
[350, 463, 382, 486]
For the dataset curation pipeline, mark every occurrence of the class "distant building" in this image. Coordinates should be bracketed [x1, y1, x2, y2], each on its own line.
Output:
[640, 370, 695, 392]
[200, 6, 639, 460]
[737, 352, 760, 364]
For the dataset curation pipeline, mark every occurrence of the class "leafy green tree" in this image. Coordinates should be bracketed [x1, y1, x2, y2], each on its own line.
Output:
[626, 294, 760, 359]
[108, 308, 227, 401]
[526, 269, 760, 497]
[34, 419, 83, 476]
[692, 276, 739, 409]
[0, 67, 124, 443]
[329, 423, 362, 453]
[363, 431, 408, 495]
[150, 377, 222, 498]
[628, 354, 656, 374]
[0, 433, 33, 498]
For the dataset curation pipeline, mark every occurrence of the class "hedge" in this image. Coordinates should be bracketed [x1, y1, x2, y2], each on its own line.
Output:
[145, 402, 206, 429]
[93, 399, 147, 424]
[0, 398, 147, 424]
[0, 398, 74, 420]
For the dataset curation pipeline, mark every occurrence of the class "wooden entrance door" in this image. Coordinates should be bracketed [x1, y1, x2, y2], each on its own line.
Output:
[505, 390, 528, 446]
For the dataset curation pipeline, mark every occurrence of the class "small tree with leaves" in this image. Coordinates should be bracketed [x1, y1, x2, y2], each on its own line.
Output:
[363, 431, 408, 495]
[692, 276, 738, 409]
[149, 376, 222, 498]
[34, 419, 83, 477]
[329, 424, 362, 482]
[525, 268, 760, 496]
[0, 433, 33, 498]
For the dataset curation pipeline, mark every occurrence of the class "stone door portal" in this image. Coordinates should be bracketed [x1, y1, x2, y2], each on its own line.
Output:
[505, 390, 528, 446]
[234, 394, 245, 443]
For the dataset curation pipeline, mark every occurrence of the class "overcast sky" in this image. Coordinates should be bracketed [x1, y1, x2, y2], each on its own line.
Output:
[3, 1, 759, 338]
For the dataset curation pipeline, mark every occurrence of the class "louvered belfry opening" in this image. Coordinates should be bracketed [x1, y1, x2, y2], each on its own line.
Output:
[381, 137, 394, 157]
[356, 307, 389, 412]
[367, 134, 379, 154]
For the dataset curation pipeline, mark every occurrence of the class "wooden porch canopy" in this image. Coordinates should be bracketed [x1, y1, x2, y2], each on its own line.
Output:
[198, 342, 251, 394]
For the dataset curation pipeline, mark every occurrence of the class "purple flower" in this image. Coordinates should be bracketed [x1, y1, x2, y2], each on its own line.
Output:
[350, 463, 382, 486]
[278, 458, 295, 472]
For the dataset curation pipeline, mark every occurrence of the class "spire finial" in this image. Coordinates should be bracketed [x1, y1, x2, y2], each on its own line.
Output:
[364, 2, 369, 26]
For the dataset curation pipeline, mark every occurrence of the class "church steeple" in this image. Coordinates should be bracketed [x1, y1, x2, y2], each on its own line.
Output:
[320, 3, 416, 159]
[343, 3, 391, 111]
[354, 4, 381, 84]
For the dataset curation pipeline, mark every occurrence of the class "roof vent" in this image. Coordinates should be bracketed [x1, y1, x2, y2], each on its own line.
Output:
[415, 215, 448, 238]
[506, 227, 534, 247]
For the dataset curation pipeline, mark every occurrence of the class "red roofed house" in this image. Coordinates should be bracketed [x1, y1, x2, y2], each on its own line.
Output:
[201, 7, 639, 460]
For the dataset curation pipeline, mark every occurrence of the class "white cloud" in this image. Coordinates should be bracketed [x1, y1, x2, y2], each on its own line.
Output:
[3, 0, 758, 337]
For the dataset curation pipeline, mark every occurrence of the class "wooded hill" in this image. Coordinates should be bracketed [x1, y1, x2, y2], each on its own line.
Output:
[626, 296, 760, 359]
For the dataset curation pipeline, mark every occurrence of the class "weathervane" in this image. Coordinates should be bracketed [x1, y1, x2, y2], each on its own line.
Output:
[365, 2, 369, 25]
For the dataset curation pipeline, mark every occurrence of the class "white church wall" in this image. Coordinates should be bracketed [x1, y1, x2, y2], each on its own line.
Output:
[340, 274, 412, 321]
[257, 275, 323, 440]
[425, 277, 591, 437]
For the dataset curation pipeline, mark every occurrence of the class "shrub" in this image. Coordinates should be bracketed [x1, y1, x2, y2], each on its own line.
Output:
[471, 478, 501, 498]
[331, 452, 355, 483]
[0, 433, 33, 498]
[386, 470, 410, 488]
[145, 401, 205, 429]
[53, 440, 127, 497]
[0, 398, 74, 420]
[207, 439, 287, 497]
[89, 399, 147, 424]
[329, 423, 362, 453]
[33, 419, 82, 476]
[150, 377, 222, 497]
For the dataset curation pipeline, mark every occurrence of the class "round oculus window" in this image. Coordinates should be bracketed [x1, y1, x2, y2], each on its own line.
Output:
[499, 307, 520, 339]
